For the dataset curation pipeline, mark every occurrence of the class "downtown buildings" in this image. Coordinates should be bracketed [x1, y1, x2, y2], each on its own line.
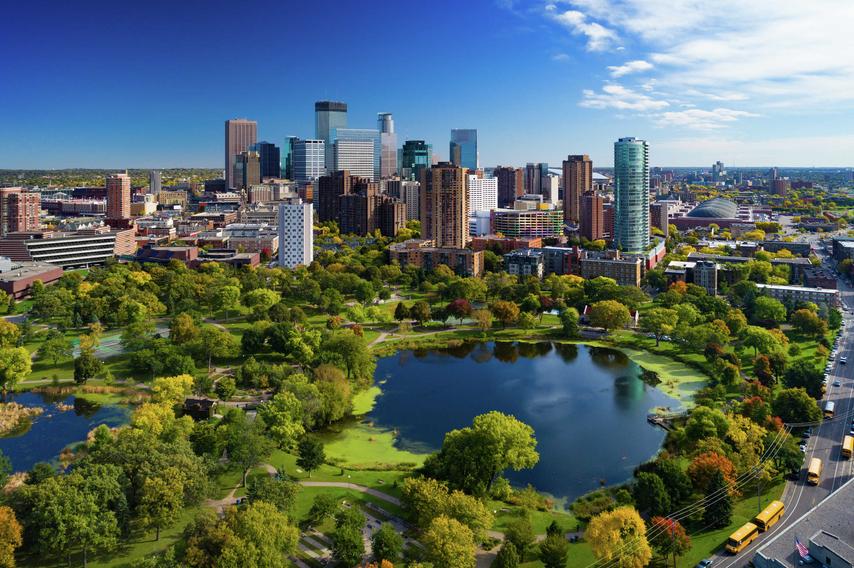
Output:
[613, 137, 649, 253]
[225, 119, 257, 189]
[563, 154, 592, 224]
[449, 129, 477, 171]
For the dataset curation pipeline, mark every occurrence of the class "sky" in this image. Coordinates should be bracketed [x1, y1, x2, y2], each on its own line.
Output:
[2, 0, 854, 169]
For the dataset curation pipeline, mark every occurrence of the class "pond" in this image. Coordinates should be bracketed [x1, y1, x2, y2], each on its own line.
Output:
[0, 392, 130, 471]
[369, 341, 678, 502]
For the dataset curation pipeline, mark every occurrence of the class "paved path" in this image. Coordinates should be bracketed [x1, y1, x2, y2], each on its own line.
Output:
[299, 481, 401, 506]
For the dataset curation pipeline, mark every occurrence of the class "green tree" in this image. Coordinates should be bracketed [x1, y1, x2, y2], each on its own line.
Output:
[227, 501, 299, 566]
[138, 471, 184, 541]
[633, 472, 671, 517]
[258, 391, 305, 449]
[702, 470, 733, 529]
[296, 436, 325, 478]
[654, 460, 693, 507]
[789, 308, 828, 337]
[73, 349, 102, 385]
[227, 416, 275, 487]
[169, 312, 199, 345]
[743, 325, 783, 356]
[371, 523, 404, 564]
[539, 532, 569, 568]
[0, 321, 20, 349]
[472, 309, 493, 333]
[319, 331, 375, 386]
[215, 376, 236, 400]
[586, 506, 652, 568]
[394, 302, 409, 322]
[560, 307, 580, 338]
[494, 541, 520, 568]
[303, 493, 337, 528]
[410, 301, 432, 326]
[422, 516, 476, 568]
[37, 330, 73, 366]
[640, 308, 677, 346]
[751, 296, 787, 326]
[332, 508, 365, 566]
[588, 300, 631, 333]
[772, 387, 822, 423]
[246, 475, 299, 514]
[491, 300, 520, 328]
[216, 285, 242, 321]
[783, 360, 825, 398]
[190, 326, 239, 372]
[505, 516, 535, 557]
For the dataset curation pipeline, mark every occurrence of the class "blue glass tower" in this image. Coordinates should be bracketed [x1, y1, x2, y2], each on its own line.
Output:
[450, 129, 477, 170]
[613, 137, 650, 253]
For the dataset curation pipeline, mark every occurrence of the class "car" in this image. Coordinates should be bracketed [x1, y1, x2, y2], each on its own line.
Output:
[841, 357, 848, 364]
[800, 444, 807, 452]
[834, 381, 842, 387]
[850, 428, 854, 436]
[696, 560, 713, 568]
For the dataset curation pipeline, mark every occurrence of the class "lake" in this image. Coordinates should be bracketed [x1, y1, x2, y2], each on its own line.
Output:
[0, 392, 130, 471]
[369, 341, 678, 502]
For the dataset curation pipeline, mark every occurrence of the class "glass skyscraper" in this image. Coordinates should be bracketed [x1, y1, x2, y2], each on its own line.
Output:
[282, 136, 298, 180]
[450, 129, 477, 171]
[251, 141, 281, 179]
[613, 137, 650, 253]
[400, 140, 432, 180]
[315, 101, 348, 171]
[377, 113, 397, 179]
[293, 139, 325, 182]
[331, 128, 381, 181]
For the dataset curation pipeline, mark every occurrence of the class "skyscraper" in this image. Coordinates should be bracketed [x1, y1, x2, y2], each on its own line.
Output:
[613, 137, 649, 253]
[315, 101, 348, 171]
[225, 119, 257, 189]
[420, 162, 468, 249]
[317, 170, 352, 222]
[400, 140, 432, 180]
[331, 128, 380, 181]
[449, 129, 477, 171]
[278, 197, 313, 269]
[494, 166, 523, 207]
[0, 187, 40, 236]
[282, 136, 298, 180]
[233, 151, 261, 190]
[563, 155, 592, 224]
[581, 191, 604, 241]
[149, 170, 161, 194]
[334, 139, 375, 180]
[467, 174, 498, 213]
[252, 141, 281, 179]
[378, 113, 398, 179]
[524, 163, 549, 195]
[106, 172, 131, 221]
[292, 139, 326, 182]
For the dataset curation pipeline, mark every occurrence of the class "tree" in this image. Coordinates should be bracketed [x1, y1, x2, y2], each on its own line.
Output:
[422, 516, 476, 568]
[560, 307, 580, 338]
[688, 452, 736, 493]
[0, 506, 22, 568]
[332, 509, 365, 566]
[494, 541, 520, 568]
[446, 299, 473, 324]
[491, 300, 520, 328]
[258, 391, 305, 449]
[539, 532, 569, 568]
[73, 349, 102, 385]
[227, 501, 299, 565]
[518, 312, 537, 330]
[743, 325, 783, 356]
[296, 436, 325, 477]
[371, 523, 404, 564]
[588, 300, 631, 333]
[138, 471, 184, 541]
[751, 296, 787, 327]
[410, 301, 432, 326]
[790, 308, 828, 337]
[215, 285, 242, 321]
[649, 517, 691, 568]
[37, 330, 73, 366]
[242, 288, 280, 317]
[784, 360, 825, 398]
[169, 312, 199, 345]
[772, 387, 822, 423]
[633, 472, 671, 517]
[753, 355, 775, 386]
[190, 326, 239, 372]
[703, 470, 733, 529]
[215, 376, 236, 400]
[394, 302, 409, 322]
[304, 493, 337, 528]
[151, 374, 195, 406]
[640, 308, 677, 346]
[472, 309, 493, 333]
[654, 459, 693, 507]
[586, 506, 652, 568]
[227, 416, 275, 487]
[246, 475, 299, 514]
[505, 516, 535, 557]
[320, 331, 375, 386]
[685, 406, 730, 441]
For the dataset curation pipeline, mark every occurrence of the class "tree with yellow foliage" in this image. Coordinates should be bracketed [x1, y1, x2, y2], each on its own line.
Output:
[586, 506, 652, 568]
[0, 506, 22, 568]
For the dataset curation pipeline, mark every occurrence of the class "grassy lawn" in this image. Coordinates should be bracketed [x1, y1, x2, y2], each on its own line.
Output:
[269, 449, 409, 494]
[317, 419, 427, 469]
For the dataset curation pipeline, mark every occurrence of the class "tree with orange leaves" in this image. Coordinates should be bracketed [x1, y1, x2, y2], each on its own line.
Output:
[649, 517, 691, 568]
[687, 451, 737, 495]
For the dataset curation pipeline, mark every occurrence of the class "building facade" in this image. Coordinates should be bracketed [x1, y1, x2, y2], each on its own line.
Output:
[315, 101, 347, 171]
[233, 151, 261, 190]
[467, 174, 498, 213]
[293, 139, 325, 182]
[400, 140, 432, 181]
[331, 128, 381, 181]
[420, 162, 468, 249]
[277, 198, 313, 269]
[106, 172, 131, 221]
[149, 170, 161, 194]
[563, 154, 592, 224]
[449, 129, 477, 170]
[494, 166, 523, 208]
[388, 239, 483, 277]
[252, 141, 281, 179]
[317, 170, 352, 223]
[334, 139, 375, 180]
[225, 118, 257, 190]
[504, 249, 545, 278]
[490, 208, 564, 239]
[580, 254, 643, 287]
[581, 191, 604, 241]
[0, 188, 40, 237]
[613, 137, 649, 253]
[377, 113, 397, 179]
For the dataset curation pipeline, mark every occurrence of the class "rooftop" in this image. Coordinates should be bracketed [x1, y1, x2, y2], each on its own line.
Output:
[756, 283, 840, 294]
[686, 197, 739, 219]
[0, 260, 64, 283]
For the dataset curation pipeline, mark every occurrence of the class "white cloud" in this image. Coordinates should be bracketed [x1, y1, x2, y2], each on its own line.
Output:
[580, 84, 669, 111]
[607, 59, 653, 77]
[656, 108, 759, 130]
[546, 5, 618, 51]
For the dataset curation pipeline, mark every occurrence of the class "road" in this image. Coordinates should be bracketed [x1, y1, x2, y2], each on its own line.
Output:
[709, 236, 854, 568]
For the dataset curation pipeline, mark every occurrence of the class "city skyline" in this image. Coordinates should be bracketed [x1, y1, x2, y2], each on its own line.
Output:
[2, 0, 854, 169]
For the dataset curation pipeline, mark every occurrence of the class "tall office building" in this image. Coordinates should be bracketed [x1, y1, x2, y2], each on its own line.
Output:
[233, 151, 261, 190]
[253, 141, 281, 179]
[401, 181, 420, 221]
[449, 129, 477, 170]
[581, 191, 604, 241]
[400, 140, 432, 180]
[420, 162, 468, 249]
[277, 198, 313, 269]
[563, 155, 592, 224]
[225, 119, 257, 189]
[378, 113, 398, 179]
[494, 166, 523, 207]
[149, 170, 161, 194]
[0, 187, 40, 237]
[317, 170, 352, 222]
[331, 128, 380, 181]
[467, 174, 498, 213]
[282, 136, 298, 180]
[613, 137, 649, 253]
[334, 139, 375, 180]
[315, 101, 348, 171]
[292, 139, 326, 182]
[524, 163, 549, 195]
[106, 172, 131, 221]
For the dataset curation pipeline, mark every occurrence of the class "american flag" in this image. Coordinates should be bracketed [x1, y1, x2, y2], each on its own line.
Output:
[795, 537, 810, 559]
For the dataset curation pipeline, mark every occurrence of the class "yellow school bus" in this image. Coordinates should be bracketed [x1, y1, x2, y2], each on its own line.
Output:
[807, 457, 823, 485]
[843, 435, 853, 459]
[726, 522, 759, 554]
[752, 500, 785, 532]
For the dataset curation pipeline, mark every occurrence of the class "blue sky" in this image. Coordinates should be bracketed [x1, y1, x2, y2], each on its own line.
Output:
[2, 0, 853, 169]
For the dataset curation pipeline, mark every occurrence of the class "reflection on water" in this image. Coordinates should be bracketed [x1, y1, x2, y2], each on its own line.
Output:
[370, 341, 676, 502]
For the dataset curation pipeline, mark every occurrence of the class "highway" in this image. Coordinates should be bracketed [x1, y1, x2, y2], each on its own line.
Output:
[708, 236, 854, 568]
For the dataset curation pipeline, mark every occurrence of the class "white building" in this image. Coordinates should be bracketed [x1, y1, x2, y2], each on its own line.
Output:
[469, 210, 491, 237]
[467, 174, 498, 213]
[545, 173, 560, 206]
[334, 139, 375, 180]
[277, 198, 313, 269]
[293, 139, 325, 182]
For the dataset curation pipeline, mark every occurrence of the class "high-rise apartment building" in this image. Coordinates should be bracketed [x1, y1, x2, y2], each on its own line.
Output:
[378, 113, 398, 179]
[317, 170, 352, 222]
[0, 187, 40, 237]
[277, 198, 313, 269]
[334, 139, 375, 180]
[315, 101, 348, 171]
[233, 151, 261, 190]
[149, 170, 161, 194]
[225, 119, 257, 189]
[292, 139, 326, 182]
[581, 191, 604, 241]
[402, 181, 420, 221]
[467, 174, 498, 213]
[494, 166, 524, 207]
[563, 154, 592, 224]
[420, 162, 468, 249]
[400, 140, 432, 180]
[106, 172, 131, 221]
[613, 137, 649, 253]
[331, 128, 380, 181]
[252, 141, 281, 179]
[449, 129, 477, 171]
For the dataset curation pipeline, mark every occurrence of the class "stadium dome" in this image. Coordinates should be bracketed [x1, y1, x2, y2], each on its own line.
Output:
[686, 197, 738, 219]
